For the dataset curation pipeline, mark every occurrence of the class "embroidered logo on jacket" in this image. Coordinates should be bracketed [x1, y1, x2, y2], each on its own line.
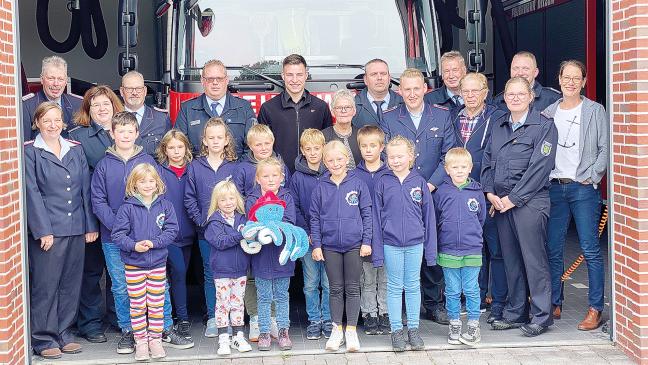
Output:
[541, 141, 552, 156]
[345, 191, 359, 206]
[410, 187, 423, 203]
[467, 198, 479, 212]
[156, 213, 166, 228]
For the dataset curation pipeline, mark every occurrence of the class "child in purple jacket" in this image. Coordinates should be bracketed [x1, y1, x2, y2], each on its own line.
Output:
[433, 147, 486, 346]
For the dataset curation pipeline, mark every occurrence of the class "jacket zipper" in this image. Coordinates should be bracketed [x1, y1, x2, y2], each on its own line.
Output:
[295, 107, 301, 157]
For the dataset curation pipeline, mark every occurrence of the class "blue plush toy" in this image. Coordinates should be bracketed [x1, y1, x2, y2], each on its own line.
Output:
[240, 191, 309, 265]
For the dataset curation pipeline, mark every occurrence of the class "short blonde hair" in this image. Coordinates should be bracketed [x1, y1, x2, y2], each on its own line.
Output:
[207, 180, 245, 219]
[386, 136, 416, 169]
[322, 140, 350, 160]
[33, 101, 66, 131]
[504, 76, 535, 98]
[513, 51, 537, 68]
[459, 72, 489, 93]
[200, 117, 237, 161]
[300, 128, 325, 147]
[156, 129, 193, 165]
[256, 156, 285, 179]
[444, 147, 473, 167]
[246, 124, 275, 146]
[357, 125, 385, 145]
[400, 68, 425, 83]
[203, 59, 227, 74]
[125, 163, 166, 197]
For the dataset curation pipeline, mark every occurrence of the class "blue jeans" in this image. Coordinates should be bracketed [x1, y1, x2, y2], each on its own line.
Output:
[103, 242, 173, 331]
[443, 266, 481, 321]
[167, 245, 192, 321]
[383, 244, 423, 331]
[256, 277, 290, 333]
[198, 239, 216, 319]
[301, 248, 330, 322]
[546, 182, 604, 311]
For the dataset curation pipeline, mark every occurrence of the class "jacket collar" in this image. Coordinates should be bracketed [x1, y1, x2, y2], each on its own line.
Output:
[280, 90, 312, 108]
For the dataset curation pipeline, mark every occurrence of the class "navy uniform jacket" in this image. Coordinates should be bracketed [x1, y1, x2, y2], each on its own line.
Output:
[22, 91, 83, 141]
[424, 85, 462, 112]
[135, 105, 171, 156]
[24, 136, 98, 240]
[68, 121, 113, 172]
[351, 88, 403, 128]
[493, 81, 561, 113]
[480, 109, 558, 207]
[379, 104, 457, 186]
[174, 92, 256, 157]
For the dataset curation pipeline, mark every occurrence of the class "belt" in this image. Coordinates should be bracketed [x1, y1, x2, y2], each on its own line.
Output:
[552, 178, 575, 184]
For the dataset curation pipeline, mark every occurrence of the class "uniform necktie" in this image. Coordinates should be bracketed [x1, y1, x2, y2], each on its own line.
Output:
[211, 102, 221, 116]
[374, 100, 385, 124]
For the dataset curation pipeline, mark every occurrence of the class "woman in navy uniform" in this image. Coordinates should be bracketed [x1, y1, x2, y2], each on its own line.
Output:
[481, 77, 558, 337]
[25, 102, 99, 359]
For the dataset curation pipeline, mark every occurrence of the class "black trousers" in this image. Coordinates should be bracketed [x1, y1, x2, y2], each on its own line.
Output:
[29, 235, 85, 352]
[496, 197, 553, 327]
[323, 248, 362, 326]
[420, 257, 445, 311]
[77, 238, 115, 335]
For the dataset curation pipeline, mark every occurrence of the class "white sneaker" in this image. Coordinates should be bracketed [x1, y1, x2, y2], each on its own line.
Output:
[249, 315, 260, 342]
[345, 329, 360, 352]
[270, 317, 279, 339]
[217, 333, 231, 356]
[231, 331, 252, 353]
[325, 324, 345, 351]
[205, 318, 218, 338]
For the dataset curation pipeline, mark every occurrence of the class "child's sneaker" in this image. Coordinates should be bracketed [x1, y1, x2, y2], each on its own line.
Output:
[325, 324, 344, 351]
[322, 320, 333, 338]
[231, 331, 252, 353]
[378, 313, 391, 334]
[459, 320, 481, 346]
[257, 333, 272, 351]
[363, 314, 379, 335]
[390, 329, 406, 352]
[306, 321, 322, 340]
[217, 333, 231, 356]
[278, 328, 292, 350]
[407, 328, 425, 350]
[345, 328, 360, 352]
[270, 317, 279, 339]
[249, 315, 260, 342]
[448, 319, 462, 345]
[148, 338, 166, 359]
[134, 339, 149, 361]
[204, 318, 218, 338]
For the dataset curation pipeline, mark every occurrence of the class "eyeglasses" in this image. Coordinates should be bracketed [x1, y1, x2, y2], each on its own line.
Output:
[202, 76, 227, 84]
[561, 75, 583, 84]
[461, 88, 485, 96]
[333, 105, 354, 112]
[504, 92, 530, 100]
[44, 76, 66, 83]
[122, 86, 146, 93]
[90, 102, 112, 109]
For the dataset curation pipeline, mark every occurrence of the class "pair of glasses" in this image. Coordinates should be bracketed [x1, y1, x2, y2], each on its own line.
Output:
[504, 92, 530, 100]
[561, 76, 583, 84]
[90, 102, 112, 109]
[333, 106, 354, 112]
[202, 76, 227, 84]
[122, 86, 146, 93]
[461, 88, 484, 96]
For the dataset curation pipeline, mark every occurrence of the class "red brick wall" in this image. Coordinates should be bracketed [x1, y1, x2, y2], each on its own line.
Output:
[611, 0, 648, 363]
[0, 1, 27, 364]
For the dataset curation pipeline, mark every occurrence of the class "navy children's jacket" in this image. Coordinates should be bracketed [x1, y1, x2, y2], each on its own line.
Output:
[245, 186, 297, 279]
[233, 152, 292, 197]
[309, 170, 373, 253]
[204, 211, 250, 279]
[158, 163, 195, 246]
[288, 155, 327, 235]
[111, 195, 179, 269]
[353, 160, 389, 197]
[372, 170, 436, 267]
[433, 176, 486, 257]
[184, 156, 238, 238]
[91, 146, 157, 241]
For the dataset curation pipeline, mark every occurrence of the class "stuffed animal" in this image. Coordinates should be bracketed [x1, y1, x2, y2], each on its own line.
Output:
[240, 191, 309, 265]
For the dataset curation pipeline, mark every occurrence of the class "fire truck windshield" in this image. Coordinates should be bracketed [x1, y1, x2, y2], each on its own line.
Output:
[175, 0, 439, 82]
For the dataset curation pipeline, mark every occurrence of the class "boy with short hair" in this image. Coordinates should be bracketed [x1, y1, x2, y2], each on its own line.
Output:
[354, 126, 390, 335]
[433, 147, 486, 346]
[289, 129, 331, 340]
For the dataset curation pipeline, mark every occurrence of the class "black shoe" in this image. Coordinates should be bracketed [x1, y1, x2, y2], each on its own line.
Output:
[425, 307, 450, 325]
[116, 331, 134, 354]
[378, 314, 391, 334]
[391, 329, 407, 352]
[520, 323, 548, 337]
[162, 328, 195, 349]
[82, 332, 107, 343]
[176, 320, 191, 338]
[491, 319, 525, 330]
[486, 311, 503, 324]
[407, 328, 425, 351]
[363, 314, 379, 335]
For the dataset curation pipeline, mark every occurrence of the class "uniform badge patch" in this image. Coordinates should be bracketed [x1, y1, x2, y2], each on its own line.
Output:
[410, 187, 423, 203]
[190, 119, 201, 126]
[541, 141, 552, 156]
[237, 224, 245, 232]
[156, 213, 166, 229]
[467, 198, 479, 212]
[345, 190, 359, 206]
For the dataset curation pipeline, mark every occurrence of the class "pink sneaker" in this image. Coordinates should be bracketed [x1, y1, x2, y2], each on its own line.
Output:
[257, 333, 271, 351]
[278, 328, 292, 351]
[148, 338, 166, 359]
[134, 340, 149, 361]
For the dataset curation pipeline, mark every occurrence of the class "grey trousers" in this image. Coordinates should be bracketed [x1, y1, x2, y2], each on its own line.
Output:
[360, 261, 388, 316]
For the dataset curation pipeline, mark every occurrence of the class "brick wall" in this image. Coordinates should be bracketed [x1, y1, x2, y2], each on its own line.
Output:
[611, 0, 648, 363]
[0, 1, 26, 364]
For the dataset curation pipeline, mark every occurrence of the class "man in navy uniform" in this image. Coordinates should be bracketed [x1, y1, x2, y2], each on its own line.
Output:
[493, 51, 561, 112]
[379, 68, 456, 325]
[119, 71, 171, 156]
[424, 51, 467, 112]
[22, 56, 82, 140]
[175, 59, 257, 157]
[351, 59, 403, 128]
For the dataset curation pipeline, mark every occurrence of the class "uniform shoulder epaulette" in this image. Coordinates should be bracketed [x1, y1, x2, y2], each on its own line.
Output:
[65, 138, 81, 145]
[153, 106, 169, 113]
[67, 125, 84, 134]
[545, 87, 560, 95]
[540, 111, 553, 119]
[68, 93, 84, 99]
[22, 93, 35, 101]
[24, 140, 34, 146]
[384, 105, 398, 113]
[432, 104, 449, 111]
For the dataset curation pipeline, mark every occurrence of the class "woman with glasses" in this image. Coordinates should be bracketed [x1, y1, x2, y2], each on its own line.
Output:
[543, 60, 609, 331]
[322, 90, 362, 168]
[481, 76, 558, 337]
